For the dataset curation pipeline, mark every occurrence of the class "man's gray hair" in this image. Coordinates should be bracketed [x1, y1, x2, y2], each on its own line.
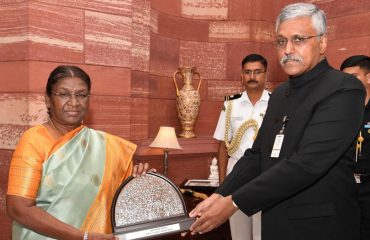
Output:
[276, 3, 327, 35]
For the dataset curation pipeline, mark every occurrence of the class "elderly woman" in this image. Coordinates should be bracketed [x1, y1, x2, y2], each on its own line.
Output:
[7, 65, 148, 240]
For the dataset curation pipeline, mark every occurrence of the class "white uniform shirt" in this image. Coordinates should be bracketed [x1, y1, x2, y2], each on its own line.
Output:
[213, 90, 270, 173]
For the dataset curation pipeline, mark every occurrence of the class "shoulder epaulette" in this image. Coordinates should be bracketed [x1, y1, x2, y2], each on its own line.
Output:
[224, 93, 242, 101]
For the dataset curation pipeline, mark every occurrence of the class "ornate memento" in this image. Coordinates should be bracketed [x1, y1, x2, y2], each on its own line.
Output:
[111, 173, 195, 240]
[173, 67, 202, 138]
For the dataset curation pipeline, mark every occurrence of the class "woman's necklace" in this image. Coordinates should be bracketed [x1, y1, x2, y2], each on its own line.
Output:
[49, 118, 83, 136]
[49, 118, 63, 136]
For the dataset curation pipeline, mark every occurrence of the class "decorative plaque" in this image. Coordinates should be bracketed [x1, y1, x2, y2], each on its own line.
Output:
[111, 173, 195, 240]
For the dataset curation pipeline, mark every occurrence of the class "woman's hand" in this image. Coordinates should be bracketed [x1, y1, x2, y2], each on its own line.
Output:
[132, 162, 156, 177]
[7, 195, 98, 240]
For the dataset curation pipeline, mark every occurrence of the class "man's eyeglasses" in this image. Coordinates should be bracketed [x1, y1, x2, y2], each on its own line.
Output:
[50, 92, 90, 101]
[242, 69, 266, 76]
[274, 34, 323, 49]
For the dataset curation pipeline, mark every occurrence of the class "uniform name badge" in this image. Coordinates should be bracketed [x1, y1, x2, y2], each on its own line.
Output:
[365, 124, 370, 134]
[271, 134, 284, 158]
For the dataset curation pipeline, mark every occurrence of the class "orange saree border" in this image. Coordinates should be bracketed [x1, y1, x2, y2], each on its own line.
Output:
[7, 125, 84, 199]
[81, 134, 136, 233]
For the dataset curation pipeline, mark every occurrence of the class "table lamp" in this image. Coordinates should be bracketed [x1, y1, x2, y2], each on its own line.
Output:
[149, 126, 182, 176]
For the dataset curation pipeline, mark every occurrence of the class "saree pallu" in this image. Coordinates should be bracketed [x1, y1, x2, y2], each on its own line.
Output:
[10, 126, 136, 240]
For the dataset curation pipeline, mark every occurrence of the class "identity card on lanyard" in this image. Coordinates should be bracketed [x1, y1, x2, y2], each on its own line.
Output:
[271, 116, 289, 158]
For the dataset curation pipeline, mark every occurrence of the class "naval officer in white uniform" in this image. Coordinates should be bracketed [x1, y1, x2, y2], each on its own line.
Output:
[214, 54, 270, 240]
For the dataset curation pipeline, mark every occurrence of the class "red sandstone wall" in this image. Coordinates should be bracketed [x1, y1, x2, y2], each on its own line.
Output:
[0, 1, 369, 239]
[148, 0, 282, 138]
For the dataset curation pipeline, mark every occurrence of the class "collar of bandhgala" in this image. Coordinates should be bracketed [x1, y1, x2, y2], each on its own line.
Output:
[289, 58, 329, 88]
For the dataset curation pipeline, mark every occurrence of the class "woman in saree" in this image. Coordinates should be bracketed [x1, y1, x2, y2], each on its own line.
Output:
[6, 65, 149, 240]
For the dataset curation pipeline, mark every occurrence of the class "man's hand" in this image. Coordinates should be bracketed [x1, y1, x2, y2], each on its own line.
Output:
[217, 141, 228, 183]
[189, 193, 221, 218]
[188, 194, 238, 235]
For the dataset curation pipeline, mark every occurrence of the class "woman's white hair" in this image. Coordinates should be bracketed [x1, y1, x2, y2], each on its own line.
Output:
[276, 2, 327, 35]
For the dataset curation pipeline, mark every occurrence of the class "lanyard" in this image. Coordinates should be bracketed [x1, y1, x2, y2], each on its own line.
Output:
[271, 115, 290, 158]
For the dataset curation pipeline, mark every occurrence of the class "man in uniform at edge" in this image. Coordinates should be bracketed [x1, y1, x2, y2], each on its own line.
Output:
[340, 55, 370, 240]
[213, 54, 269, 240]
[185, 3, 364, 240]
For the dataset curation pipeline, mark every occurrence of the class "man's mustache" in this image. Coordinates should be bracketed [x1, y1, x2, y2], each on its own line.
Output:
[247, 80, 258, 84]
[280, 55, 304, 65]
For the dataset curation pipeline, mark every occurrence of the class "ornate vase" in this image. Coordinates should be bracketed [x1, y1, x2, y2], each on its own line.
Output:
[173, 67, 202, 138]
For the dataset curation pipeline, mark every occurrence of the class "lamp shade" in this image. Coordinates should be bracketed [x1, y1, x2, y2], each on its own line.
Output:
[149, 126, 182, 150]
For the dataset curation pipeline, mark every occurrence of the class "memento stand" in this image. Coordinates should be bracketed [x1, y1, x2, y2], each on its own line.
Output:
[111, 173, 195, 240]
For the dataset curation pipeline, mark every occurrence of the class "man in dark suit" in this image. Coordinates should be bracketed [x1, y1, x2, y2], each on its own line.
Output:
[186, 3, 365, 240]
[341, 55, 370, 240]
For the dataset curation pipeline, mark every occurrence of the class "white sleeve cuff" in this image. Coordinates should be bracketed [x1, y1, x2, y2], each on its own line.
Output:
[232, 200, 239, 209]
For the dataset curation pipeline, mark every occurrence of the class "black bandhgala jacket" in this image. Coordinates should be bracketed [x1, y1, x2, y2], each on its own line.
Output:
[217, 59, 365, 240]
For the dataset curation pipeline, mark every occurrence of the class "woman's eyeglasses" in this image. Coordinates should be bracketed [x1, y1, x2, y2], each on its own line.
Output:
[50, 92, 90, 101]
